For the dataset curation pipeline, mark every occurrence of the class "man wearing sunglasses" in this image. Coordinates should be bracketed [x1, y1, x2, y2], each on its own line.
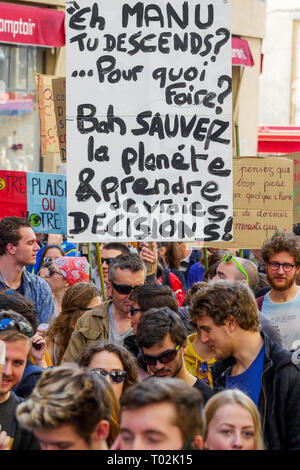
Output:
[92, 243, 130, 299]
[62, 253, 147, 364]
[213, 252, 283, 347]
[124, 284, 180, 378]
[0, 310, 40, 450]
[257, 231, 300, 351]
[136, 307, 213, 404]
[0, 217, 55, 324]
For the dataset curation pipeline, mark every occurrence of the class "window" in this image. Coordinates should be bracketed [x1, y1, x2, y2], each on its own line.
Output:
[290, 21, 300, 125]
[0, 44, 44, 171]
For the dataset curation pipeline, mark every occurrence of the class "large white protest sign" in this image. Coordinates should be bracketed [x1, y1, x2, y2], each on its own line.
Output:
[66, 0, 233, 242]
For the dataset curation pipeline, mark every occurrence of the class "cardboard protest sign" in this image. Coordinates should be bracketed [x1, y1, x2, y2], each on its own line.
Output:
[27, 172, 67, 234]
[66, 0, 233, 242]
[0, 170, 27, 218]
[279, 152, 300, 224]
[52, 77, 66, 163]
[34, 73, 60, 156]
[0, 171, 67, 235]
[186, 156, 294, 249]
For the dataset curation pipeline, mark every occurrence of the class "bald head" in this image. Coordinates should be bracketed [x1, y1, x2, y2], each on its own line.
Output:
[214, 256, 258, 292]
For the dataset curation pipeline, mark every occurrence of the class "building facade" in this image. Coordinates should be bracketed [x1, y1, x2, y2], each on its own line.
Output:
[0, 0, 65, 173]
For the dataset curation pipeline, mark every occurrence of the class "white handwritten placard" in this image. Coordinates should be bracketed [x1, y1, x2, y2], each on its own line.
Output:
[66, 0, 233, 242]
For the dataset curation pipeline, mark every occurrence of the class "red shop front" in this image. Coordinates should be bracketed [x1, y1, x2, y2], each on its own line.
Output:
[0, 2, 65, 172]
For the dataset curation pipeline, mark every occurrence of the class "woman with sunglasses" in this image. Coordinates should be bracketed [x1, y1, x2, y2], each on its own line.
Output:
[77, 342, 138, 401]
[45, 282, 101, 365]
[35, 244, 65, 273]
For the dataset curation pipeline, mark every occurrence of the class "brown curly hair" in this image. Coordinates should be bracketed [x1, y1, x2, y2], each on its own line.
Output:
[261, 231, 300, 267]
[189, 279, 260, 332]
[46, 282, 100, 365]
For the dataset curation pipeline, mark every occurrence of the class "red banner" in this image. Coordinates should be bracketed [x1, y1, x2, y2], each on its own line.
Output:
[0, 2, 65, 47]
[0, 170, 27, 219]
[232, 37, 254, 67]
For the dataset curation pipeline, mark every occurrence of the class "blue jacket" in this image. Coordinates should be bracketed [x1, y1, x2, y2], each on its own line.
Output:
[211, 333, 300, 450]
[186, 262, 205, 290]
[180, 248, 202, 282]
[0, 268, 55, 324]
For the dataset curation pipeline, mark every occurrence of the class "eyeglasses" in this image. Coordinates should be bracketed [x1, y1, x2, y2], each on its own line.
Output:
[268, 261, 295, 273]
[142, 345, 180, 366]
[221, 254, 249, 284]
[111, 282, 143, 295]
[129, 306, 143, 318]
[101, 257, 114, 265]
[0, 317, 34, 338]
[90, 368, 127, 384]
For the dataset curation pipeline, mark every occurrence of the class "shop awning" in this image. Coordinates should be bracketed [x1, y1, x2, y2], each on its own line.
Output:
[232, 37, 254, 67]
[0, 2, 65, 47]
[258, 125, 300, 154]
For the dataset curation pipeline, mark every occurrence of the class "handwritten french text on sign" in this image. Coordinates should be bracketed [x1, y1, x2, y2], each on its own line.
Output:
[194, 157, 293, 249]
[35, 74, 60, 156]
[27, 173, 67, 234]
[279, 153, 300, 224]
[52, 77, 67, 163]
[0, 171, 27, 219]
[0, 171, 67, 235]
[66, 0, 233, 242]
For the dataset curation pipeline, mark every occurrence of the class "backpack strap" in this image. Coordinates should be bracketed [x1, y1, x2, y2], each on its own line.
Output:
[256, 295, 264, 311]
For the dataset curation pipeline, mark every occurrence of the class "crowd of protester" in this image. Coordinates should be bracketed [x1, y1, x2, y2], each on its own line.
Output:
[1, 215, 300, 451]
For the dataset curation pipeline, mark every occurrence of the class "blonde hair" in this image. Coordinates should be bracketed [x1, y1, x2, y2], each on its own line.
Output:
[204, 389, 265, 450]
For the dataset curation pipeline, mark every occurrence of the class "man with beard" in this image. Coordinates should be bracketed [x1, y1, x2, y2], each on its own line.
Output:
[257, 231, 300, 351]
[135, 306, 214, 404]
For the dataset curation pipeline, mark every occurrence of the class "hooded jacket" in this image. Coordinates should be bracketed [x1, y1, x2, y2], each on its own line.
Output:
[211, 332, 300, 450]
[184, 333, 215, 387]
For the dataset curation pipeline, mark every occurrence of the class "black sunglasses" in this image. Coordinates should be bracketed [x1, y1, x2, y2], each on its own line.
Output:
[90, 368, 127, 384]
[142, 345, 180, 366]
[112, 282, 143, 295]
[0, 317, 34, 338]
[101, 257, 114, 265]
[129, 306, 143, 318]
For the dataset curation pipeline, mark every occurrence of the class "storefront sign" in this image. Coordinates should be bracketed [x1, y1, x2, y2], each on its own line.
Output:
[0, 2, 65, 47]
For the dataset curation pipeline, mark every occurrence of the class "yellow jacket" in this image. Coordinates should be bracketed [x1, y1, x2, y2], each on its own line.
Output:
[184, 333, 215, 387]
